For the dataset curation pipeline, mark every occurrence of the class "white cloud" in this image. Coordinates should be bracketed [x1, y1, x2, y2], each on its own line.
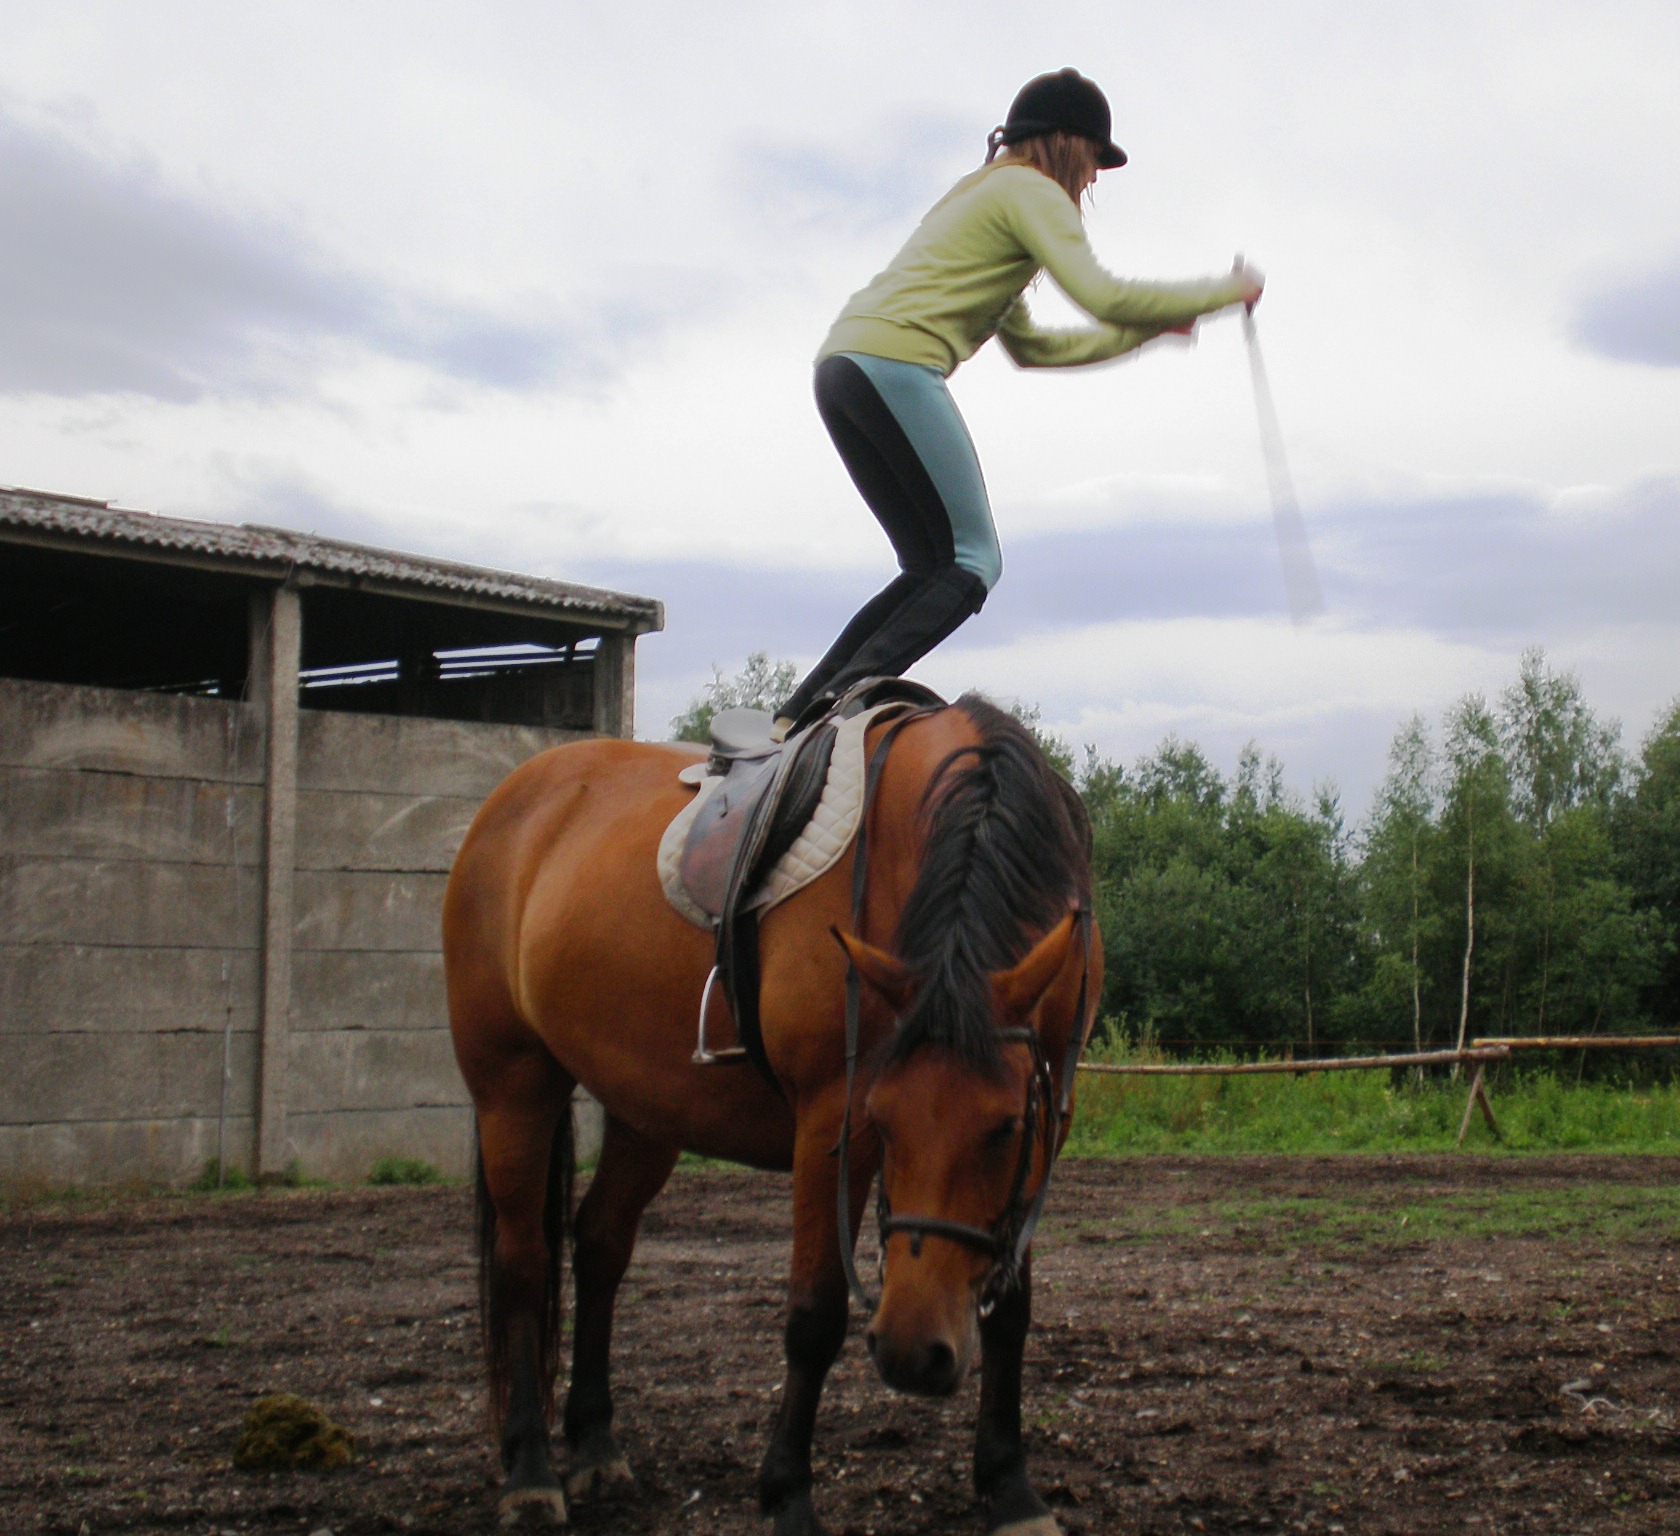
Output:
[1, 0, 1677, 817]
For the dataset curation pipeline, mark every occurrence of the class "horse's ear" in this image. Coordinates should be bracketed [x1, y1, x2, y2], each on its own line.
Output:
[831, 927, 915, 1012]
[995, 913, 1078, 1021]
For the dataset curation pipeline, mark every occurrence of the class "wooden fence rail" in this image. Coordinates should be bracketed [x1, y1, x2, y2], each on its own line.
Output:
[1075, 1046, 1512, 1078]
[1075, 1034, 1680, 1148]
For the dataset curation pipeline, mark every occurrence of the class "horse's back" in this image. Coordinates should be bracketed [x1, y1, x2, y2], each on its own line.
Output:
[446, 734, 702, 982]
[445, 736, 797, 1161]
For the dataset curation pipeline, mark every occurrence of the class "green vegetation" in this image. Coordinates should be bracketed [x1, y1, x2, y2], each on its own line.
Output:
[189, 1159, 257, 1192]
[1054, 1180, 1680, 1253]
[1068, 1030, 1680, 1155]
[368, 1156, 443, 1187]
[669, 650, 797, 742]
[1073, 650, 1679, 1060]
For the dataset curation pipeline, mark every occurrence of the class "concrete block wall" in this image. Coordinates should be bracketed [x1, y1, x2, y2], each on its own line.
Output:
[0, 677, 598, 1188]
[0, 679, 263, 1186]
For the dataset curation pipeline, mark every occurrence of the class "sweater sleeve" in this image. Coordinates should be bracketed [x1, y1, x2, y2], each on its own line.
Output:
[993, 296, 1163, 368]
[1000, 168, 1250, 332]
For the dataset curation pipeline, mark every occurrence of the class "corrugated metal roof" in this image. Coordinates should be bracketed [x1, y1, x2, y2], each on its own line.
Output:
[0, 486, 663, 633]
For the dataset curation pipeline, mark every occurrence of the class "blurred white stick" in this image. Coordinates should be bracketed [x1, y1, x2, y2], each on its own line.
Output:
[1242, 307, 1324, 625]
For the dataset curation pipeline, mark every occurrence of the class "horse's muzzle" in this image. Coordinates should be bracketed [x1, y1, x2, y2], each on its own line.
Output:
[866, 1324, 964, 1397]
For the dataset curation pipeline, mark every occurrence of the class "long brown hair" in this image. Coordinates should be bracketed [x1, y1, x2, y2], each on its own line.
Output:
[991, 131, 1100, 207]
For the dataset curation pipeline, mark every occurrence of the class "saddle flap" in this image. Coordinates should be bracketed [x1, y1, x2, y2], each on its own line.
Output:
[677, 755, 780, 919]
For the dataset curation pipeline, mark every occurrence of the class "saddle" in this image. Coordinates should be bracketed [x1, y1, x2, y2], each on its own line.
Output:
[675, 708, 838, 924]
[663, 678, 946, 1088]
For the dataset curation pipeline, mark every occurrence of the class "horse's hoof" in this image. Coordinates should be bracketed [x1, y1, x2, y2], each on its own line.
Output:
[988, 1518, 1062, 1536]
[498, 1485, 569, 1527]
[565, 1453, 636, 1501]
[770, 1490, 829, 1536]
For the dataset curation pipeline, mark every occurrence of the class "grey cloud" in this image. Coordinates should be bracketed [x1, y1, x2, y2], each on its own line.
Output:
[0, 111, 697, 401]
[574, 474, 1680, 666]
[1329, 475, 1680, 642]
[738, 114, 975, 235]
[294, 467, 1680, 666]
[1569, 256, 1680, 366]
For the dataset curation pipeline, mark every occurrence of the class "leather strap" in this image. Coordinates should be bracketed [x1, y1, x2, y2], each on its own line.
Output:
[834, 705, 940, 1312]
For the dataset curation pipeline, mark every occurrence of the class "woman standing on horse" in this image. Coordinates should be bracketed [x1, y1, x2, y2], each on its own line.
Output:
[775, 67, 1264, 736]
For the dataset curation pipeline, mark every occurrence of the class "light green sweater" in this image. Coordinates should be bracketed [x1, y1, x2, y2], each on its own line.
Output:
[817, 161, 1250, 376]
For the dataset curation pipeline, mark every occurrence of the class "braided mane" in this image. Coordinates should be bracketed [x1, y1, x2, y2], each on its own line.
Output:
[888, 694, 1091, 1072]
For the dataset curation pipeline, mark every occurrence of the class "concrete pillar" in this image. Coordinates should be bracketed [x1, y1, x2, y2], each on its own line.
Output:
[249, 583, 301, 1178]
[592, 632, 636, 739]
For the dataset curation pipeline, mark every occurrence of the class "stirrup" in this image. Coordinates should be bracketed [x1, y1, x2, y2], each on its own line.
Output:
[692, 965, 748, 1065]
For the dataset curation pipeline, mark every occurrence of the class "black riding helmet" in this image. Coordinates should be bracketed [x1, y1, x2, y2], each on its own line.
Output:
[987, 67, 1127, 168]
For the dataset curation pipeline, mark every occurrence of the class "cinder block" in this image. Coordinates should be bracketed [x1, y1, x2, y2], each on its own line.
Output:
[294, 788, 480, 873]
[290, 869, 449, 952]
[1, 1029, 257, 1124]
[0, 945, 257, 1035]
[0, 678, 262, 781]
[290, 950, 447, 1034]
[0, 856, 258, 947]
[0, 1114, 255, 1188]
[287, 1027, 468, 1115]
[284, 1105, 477, 1182]
[0, 766, 262, 865]
[298, 711, 584, 798]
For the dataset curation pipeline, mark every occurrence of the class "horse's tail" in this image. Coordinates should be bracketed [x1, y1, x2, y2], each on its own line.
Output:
[474, 1102, 576, 1429]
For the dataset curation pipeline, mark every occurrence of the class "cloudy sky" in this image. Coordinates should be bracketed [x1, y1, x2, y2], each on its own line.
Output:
[4, 1, 1677, 818]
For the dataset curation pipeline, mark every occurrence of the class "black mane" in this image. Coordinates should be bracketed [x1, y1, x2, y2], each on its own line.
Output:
[889, 694, 1091, 1072]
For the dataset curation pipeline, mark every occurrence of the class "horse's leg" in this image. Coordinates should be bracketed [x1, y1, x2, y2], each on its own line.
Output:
[757, 1120, 871, 1536]
[475, 1049, 575, 1528]
[973, 1255, 1059, 1536]
[562, 1114, 678, 1502]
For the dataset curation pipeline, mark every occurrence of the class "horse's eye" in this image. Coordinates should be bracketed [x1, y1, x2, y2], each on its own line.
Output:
[984, 1117, 1022, 1150]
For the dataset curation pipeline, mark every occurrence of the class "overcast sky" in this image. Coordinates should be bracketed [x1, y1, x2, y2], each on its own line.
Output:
[4, 1, 1677, 819]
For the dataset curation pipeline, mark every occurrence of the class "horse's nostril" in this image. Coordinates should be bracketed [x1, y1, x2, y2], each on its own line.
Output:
[919, 1339, 957, 1389]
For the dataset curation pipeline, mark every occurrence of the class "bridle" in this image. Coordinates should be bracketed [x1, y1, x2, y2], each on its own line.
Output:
[833, 712, 1094, 1317]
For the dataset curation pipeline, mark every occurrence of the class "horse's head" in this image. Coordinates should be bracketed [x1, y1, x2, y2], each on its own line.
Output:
[839, 912, 1085, 1398]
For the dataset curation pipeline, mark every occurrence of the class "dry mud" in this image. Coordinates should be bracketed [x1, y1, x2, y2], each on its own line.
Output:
[5, 1156, 1679, 1534]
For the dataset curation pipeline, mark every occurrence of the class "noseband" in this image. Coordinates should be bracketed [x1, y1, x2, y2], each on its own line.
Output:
[834, 714, 1094, 1317]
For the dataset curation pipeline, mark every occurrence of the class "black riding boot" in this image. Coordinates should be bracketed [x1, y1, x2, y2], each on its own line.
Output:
[780, 564, 987, 725]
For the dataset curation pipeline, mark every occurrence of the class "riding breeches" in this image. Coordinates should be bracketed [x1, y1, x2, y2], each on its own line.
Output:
[779, 352, 1000, 724]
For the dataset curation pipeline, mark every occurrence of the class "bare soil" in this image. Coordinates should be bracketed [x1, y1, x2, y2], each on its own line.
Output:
[5, 1156, 1679, 1535]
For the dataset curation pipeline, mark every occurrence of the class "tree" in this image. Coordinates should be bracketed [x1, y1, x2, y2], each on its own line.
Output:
[1006, 700, 1077, 782]
[1360, 715, 1438, 1053]
[1440, 695, 1518, 1061]
[669, 652, 798, 743]
[1616, 698, 1680, 1024]
[1084, 736, 1361, 1054]
[1498, 647, 1623, 832]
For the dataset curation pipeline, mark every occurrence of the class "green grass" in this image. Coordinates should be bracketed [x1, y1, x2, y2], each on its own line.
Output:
[1067, 1030, 1680, 1156]
[1053, 1182, 1680, 1254]
[368, 1156, 443, 1187]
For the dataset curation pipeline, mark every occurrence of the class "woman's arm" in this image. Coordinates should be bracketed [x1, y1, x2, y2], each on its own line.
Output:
[1000, 168, 1258, 331]
[993, 297, 1169, 368]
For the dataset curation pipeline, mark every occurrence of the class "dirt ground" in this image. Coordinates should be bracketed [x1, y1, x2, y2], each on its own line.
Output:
[5, 1155, 1679, 1536]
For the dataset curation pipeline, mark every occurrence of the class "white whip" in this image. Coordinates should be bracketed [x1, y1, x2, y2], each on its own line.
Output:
[1241, 302, 1323, 625]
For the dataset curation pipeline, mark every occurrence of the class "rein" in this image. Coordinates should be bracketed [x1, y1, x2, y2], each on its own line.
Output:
[834, 718, 1095, 1316]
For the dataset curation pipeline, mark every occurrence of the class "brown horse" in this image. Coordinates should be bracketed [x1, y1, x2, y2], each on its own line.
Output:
[444, 693, 1099, 1535]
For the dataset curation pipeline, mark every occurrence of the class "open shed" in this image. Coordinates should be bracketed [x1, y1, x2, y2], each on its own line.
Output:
[0, 487, 662, 1187]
